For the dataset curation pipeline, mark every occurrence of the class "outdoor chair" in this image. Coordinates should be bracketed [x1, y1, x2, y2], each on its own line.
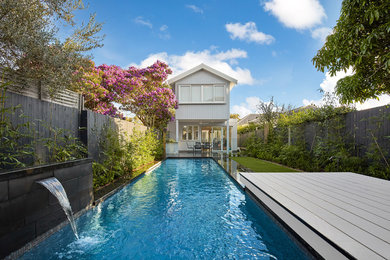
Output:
[186, 142, 195, 154]
[194, 142, 202, 154]
[203, 142, 211, 153]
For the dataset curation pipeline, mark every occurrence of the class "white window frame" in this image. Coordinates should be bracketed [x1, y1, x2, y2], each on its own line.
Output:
[178, 84, 225, 104]
[181, 125, 199, 141]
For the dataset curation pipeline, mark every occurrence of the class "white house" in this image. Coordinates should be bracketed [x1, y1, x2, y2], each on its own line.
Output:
[167, 63, 238, 153]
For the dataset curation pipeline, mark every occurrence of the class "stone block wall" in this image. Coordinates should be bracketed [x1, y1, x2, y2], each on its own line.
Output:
[0, 159, 93, 258]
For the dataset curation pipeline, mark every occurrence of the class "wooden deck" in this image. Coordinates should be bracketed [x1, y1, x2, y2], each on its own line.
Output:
[240, 172, 390, 260]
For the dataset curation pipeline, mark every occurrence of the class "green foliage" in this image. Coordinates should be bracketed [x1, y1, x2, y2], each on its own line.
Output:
[230, 113, 240, 120]
[0, 0, 104, 97]
[92, 124, 161, 189]
[0, 81, 36, 170]
[231, 157, 298, 172]
[1, 77, 87, 170]
[237, 123, 260, 134]
[241, 102, 390, 180]
[40, 124, 87, 163]
[127, 130, 160, 170]
[312, 0, 390, 104]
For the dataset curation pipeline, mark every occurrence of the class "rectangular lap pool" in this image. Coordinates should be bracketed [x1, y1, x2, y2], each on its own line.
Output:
[21, 158, 309, 259]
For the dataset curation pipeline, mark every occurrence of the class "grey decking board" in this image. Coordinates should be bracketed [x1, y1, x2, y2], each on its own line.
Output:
[250, 174, 390, 259]
[323, 175, 390, 199]
[328, 173, 390, 195]
[241, 172, 390, 260]
[292, 174, 390, 218]
[243, 177, 350, 260]
[264, 174, 390, 243]
[303, 174, 390, 207]
[309, 174, 390, 205]
[299, 175, 390, 215]
[242, 173, 383, 260]
[279, 174, 390, 230]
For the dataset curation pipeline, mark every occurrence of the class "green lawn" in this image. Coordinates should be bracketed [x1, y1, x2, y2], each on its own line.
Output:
[231, 157, 299, 172]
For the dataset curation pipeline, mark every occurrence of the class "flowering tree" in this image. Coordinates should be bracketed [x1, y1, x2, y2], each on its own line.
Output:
[74, 60, 178, 129]
[126, 88, 178, 129]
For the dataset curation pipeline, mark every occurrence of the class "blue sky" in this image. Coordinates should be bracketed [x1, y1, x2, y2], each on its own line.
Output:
[76, 0, 389, 117]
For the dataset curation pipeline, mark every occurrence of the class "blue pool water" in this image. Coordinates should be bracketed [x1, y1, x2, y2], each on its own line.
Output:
[21, 159, 309, 259]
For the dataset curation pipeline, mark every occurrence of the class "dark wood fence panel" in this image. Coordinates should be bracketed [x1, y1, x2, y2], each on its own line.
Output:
[4, 91, 147, 164]
[238, 105, 390, 157]
[4, 91, 80, 163]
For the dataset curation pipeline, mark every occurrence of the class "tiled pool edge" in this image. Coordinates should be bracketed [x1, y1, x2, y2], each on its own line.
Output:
[5, 161, 162, 260]
[240, 173, 352, 260]
[93, 161, 162, 205]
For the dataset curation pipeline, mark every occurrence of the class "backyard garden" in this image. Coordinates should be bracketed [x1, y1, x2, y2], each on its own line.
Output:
[236, 96, 390, 180]
[0, 0, 179, 193]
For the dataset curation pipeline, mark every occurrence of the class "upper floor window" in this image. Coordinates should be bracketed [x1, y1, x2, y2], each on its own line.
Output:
[179, 85, 225, 103]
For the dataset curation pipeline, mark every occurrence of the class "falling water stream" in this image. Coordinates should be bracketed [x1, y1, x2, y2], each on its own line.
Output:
[37, 177, 79, 239]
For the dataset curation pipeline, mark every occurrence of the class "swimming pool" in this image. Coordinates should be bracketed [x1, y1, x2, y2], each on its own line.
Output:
[21, 158, 309, 259]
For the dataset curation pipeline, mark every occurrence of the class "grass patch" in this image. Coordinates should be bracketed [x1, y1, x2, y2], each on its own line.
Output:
[231, 157, 299, 172]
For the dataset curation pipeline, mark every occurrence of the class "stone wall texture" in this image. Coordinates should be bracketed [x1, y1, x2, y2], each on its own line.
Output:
[0, 159, 93, 258]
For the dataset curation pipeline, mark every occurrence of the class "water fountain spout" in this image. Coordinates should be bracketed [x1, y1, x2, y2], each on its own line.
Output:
[37, 177, 79, 239]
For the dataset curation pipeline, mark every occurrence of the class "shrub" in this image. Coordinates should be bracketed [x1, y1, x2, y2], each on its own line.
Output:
[92, 124, 162, 189]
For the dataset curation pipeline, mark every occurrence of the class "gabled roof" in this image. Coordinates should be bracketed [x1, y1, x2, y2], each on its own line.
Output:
[167, 63, 238, 86]
[238, 114, 259, 125]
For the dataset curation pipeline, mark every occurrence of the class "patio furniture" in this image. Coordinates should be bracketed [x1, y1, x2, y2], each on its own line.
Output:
[203, 142, 211, 153]
[186, 142, 195, 154]
[194, 142, 202, 153]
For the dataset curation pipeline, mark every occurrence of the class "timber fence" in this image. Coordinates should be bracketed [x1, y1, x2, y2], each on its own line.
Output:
[4, 91, 146, 164]
[238, 105, 390, 157]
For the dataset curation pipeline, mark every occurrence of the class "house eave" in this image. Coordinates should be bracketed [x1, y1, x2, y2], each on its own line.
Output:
[168, 63, 238, 86]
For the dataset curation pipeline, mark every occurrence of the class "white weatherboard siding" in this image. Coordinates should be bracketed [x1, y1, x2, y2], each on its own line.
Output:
[174, 70, 230, 120]
[167, 64, 237, 152]
[175, 104, 228, 120]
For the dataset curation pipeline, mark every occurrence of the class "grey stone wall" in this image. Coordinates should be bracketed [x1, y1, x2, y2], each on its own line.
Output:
[0, 159, 93, 258]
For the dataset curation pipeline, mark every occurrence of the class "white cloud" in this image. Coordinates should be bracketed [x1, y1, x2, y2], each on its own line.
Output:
[232, 96, 261, 118]
[311, 27, 332, 43]
[130, 48, 255, 85]
[320, 68, 354, 93]
[263, 0, 326, 29]
[226, 22, 275, 44]
[160, 25, 168, 31]
[186, 4, 203, 14]
[134, 16, 152, 28]
[159, 25, 170, 40]
[354, 95, 390, 110]
[302, 68, 390, 110]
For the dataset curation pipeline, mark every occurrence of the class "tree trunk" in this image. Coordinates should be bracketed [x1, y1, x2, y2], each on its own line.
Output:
[264, 123, 270, 144]
[162, 129, 166, 159]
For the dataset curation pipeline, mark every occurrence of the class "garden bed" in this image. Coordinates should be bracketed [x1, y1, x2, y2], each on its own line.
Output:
[93, 160, 159, 203]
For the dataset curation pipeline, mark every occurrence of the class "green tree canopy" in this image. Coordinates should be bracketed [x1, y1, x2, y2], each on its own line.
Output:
[230, 113, 240, 120]
[312, 0, 390, 104]
[0, 0, 103, 97]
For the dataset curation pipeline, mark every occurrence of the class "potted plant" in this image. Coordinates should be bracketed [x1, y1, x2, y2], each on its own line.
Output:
[165, 138, 178, 155]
